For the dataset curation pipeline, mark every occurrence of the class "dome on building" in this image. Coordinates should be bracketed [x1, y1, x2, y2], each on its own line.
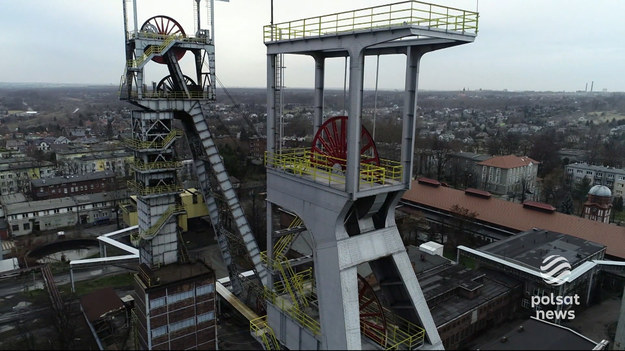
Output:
[588, 185, 612, 197]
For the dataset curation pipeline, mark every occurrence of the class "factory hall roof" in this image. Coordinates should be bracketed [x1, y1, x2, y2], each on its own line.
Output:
[479, 229, 606, 270]
[401, 180, 625, 259]
[80, 287, 125, 323]
[479, 317, 599, 350]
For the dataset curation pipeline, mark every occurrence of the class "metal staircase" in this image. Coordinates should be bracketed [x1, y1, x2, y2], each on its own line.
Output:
[261, 216, 310, 309]
[250, 316, 281, 350]
[179, 101, 266, 295]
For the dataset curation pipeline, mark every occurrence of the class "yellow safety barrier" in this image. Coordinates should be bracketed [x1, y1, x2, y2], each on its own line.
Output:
[264, 286, 321, 336]
[265, 148, 402, 187]
[250, 316, 280, 350]
[377, 306, 426, 350]
[127, 180, 183, 196]
[132, 160, 182, 171]
[139, 204, 186, 239]
[123, 129, 183, 150]
[263, 0, 478, 42]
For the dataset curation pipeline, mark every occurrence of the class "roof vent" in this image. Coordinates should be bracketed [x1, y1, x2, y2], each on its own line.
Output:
[523, 201, 556, 213]
[417, 177, 441, 187]
[465, 188, 491, 199]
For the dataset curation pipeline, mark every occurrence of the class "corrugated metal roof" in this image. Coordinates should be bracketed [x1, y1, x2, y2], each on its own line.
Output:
[402, 181, 625, 259]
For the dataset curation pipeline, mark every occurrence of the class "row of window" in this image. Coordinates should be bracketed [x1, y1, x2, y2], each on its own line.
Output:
[9, 203, 111, 220]
[150, 284, 215, 310]
[151, 311, 215, 339]
[570, 168, 625, 180]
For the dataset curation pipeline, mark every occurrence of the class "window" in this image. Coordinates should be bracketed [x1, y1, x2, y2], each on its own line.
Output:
[197, 311, 215, 323]
[170, 317, 195, 333]
[577, 170, 583, 174]
[150, 297, 165, 310]
[23, 223, 30, 230]
[196, 284, 215, 296]
[11, 224, 19, 231]
[151, 326, 167, 339]
[168, 290, 193, 304]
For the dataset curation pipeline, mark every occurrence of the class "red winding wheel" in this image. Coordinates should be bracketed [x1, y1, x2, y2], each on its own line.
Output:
[310, 116, 380, 170]
[141, 15, 187, 64]
[358, 274, 388, 346]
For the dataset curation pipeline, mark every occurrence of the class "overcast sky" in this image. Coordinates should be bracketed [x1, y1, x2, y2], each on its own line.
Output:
[2, 0, 624, 92]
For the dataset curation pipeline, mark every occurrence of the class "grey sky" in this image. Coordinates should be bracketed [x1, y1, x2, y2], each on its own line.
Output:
[2, 0, 624, 92]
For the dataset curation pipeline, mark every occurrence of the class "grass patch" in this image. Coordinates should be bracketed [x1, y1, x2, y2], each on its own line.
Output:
[59, 272, 135, 297]
[459, 255, 476, 269]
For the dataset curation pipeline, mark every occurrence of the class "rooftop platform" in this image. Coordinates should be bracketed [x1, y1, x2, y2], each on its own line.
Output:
[479, 229, 606, 270]
[264, 0, 478, 55]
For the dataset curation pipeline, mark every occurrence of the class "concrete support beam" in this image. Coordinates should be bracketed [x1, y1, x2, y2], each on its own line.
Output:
[345, 49, 365, 197]
[313, 55, 325, 137]
[266, 54, 276, 154]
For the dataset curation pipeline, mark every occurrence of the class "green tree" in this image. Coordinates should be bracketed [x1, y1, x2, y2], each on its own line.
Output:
[614, 196, 624, 212]
[559, 194, 575, 215]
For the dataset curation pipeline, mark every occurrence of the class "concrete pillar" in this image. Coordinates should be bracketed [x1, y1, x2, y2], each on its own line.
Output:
[345, 49, 365, 197]
[402, 46, 422, 187]
[313, 55, 325, 137]
[266, 54, 277, 154]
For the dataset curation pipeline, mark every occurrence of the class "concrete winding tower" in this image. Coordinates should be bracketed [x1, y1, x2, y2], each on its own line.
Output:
[119, 0, 266, 349]
[262, 2, 478, 350]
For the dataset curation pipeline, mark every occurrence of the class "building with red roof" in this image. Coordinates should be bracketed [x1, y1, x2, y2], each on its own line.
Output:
[476, 155, 539, 197]
[400, 179, 625, 260]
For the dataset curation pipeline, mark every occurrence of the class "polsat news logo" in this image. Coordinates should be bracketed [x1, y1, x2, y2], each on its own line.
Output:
[532, 255, 580, 320]
[540, 255, 571, 286]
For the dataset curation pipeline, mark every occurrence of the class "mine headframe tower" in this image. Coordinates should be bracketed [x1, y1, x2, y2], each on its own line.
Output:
[262, 1, 478, 349]
[119, 1, 267, 348]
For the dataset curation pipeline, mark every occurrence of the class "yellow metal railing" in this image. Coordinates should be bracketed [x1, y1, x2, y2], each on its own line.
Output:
[265, 148, 402, 186]
[263, 0, 478, 42]
[127, 180, 183, 196]
[264, 280, 321, 336]
[121, 89, 212, 100]
[123, 129, 183, 150]
[260, 250, 310, 309]
[381, 306, 426, 350]
[274, 216, 303, 257]
[140, 204, 186, 239]
[250, 316, 280, 350]
[132, 160, 182, 171]
[128, 34, 180, 68]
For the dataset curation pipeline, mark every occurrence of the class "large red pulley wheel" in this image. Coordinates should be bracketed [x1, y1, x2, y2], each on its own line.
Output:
[358, 274, 388, 346]
[310, 116, 380, 170]
[141, 15, 187, 64]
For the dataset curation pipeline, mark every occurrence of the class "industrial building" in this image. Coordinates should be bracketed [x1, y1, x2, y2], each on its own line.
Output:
[458, 229, 606, 312]
[30, 170, 117, 200]
[4, 191, 126, 236]
[400, 178, 625, 260]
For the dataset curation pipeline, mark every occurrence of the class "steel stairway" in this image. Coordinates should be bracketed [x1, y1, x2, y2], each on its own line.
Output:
[179, 101, 266, 295]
